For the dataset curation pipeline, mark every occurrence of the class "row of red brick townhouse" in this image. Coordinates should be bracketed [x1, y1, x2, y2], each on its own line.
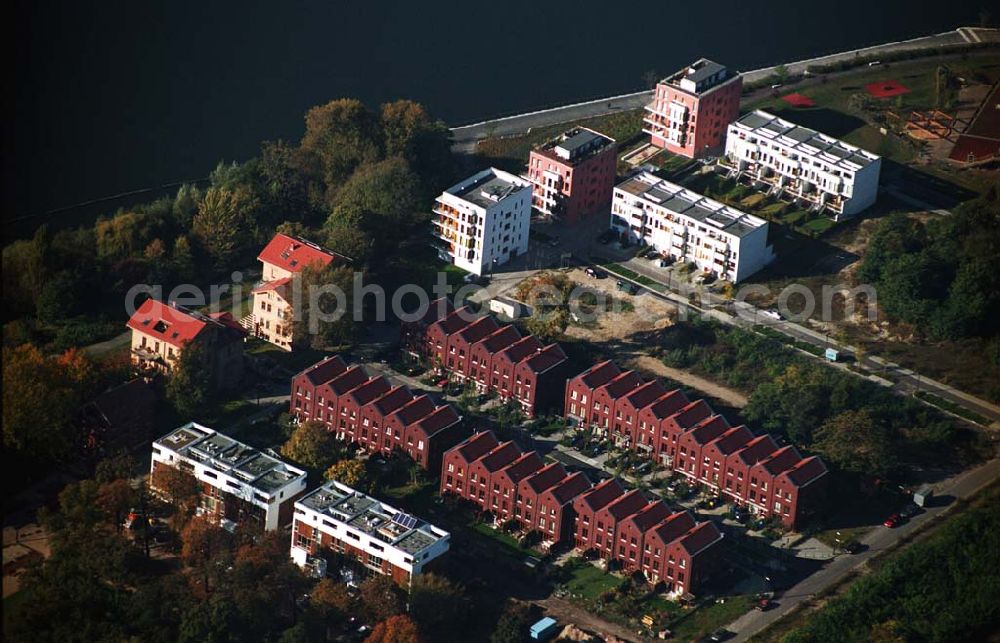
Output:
[400, 298, 570, 418]
[290, 355, 467, 472]
[440, 430, 723, 597]
[565, 361, 828, 529]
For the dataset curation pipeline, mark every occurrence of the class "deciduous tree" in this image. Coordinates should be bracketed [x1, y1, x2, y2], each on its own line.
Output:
[325, 458, 366, 487]
[365, 614, 422, 643]
[281, 420, 341, 471]
[359, 574, 405, 623]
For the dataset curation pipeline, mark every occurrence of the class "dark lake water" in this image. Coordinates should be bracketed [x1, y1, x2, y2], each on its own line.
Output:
[8, 0, 983, 235]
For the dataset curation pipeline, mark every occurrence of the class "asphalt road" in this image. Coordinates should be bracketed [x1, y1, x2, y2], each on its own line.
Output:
[725, 456, 1000, 642]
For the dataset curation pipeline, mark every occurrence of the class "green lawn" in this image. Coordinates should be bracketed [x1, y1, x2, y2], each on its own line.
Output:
[245, 337, 331, 373]
[563, 560, 622, 600]
[669, 594, 755, 641]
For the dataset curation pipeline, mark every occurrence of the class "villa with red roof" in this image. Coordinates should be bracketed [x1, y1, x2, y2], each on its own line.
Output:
[127, 298, 245, 389]
[251, 233, 350, 351]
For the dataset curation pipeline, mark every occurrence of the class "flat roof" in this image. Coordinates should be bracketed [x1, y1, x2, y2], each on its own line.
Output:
[154, 423, 305, 495]
[536, 127, 615, 164]
[732, 110, 880, 170]
[616, 172, 767, 238]
[441, 167, 530, 209]
[663, 58, 736, 94]
[298, 480, 447, 556]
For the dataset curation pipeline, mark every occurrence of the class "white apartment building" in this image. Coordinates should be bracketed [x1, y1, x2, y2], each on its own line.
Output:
[432, 168, 532, 276]
[290, 480, 450, 587]
[611, 172, 775, 283]
[150, 423, 308, 531]
[724, 110, 882, 220]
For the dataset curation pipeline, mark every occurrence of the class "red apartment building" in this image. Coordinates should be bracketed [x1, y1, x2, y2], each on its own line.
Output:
[564, 361, 827, 529]
[644, 59, 743, 159]
[290, 356, 466, 471]
[403, 299, 569, 418]
[401, 298, 455, 359]
[441, 430, 499, 498]
[489, 452, 544, 523]
[643, 514, 723, 597]
[526, 127, 617, 224]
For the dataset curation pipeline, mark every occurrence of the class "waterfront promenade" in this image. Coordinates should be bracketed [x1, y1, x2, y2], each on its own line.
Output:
[451, 26, 999, 152]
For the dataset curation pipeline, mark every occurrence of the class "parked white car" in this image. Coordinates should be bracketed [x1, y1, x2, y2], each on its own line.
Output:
[761, 310, 782, 321]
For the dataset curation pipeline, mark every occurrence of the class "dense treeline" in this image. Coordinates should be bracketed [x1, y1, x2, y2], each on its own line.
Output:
[655, 319, 971, 478]
[2, 98, 455, 351]
[857, 189, 1000, 342]
[781, 488, 1000, 643]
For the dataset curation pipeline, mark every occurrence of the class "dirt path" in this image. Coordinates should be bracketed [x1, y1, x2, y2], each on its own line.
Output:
[629, 355, 748, 409]
[537, 596, 646, 643]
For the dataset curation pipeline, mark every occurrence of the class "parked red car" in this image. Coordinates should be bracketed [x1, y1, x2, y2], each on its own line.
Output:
[883, 513, 902, 528]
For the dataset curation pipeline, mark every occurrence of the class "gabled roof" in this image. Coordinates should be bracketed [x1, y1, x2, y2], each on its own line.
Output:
[297, 355, 349, 386]
[251, 277, 293, 294]
[344, 377, 391, 406]
[497, 452, 544, 485]
[207, 312, 246, 334]
[432, 307, 476, 337]
[477, 441, 522, 473]
[517, 343, 568, 375]
[547, 471, 592, 505]
[706, 425, 754, 456]
[649, 511, 697, 546]
[622, 380, 669, 411]
[390, 395, 436, 427]
[643, 390, 691, 420]
[758, 445, 803, 476]
[127, 299, 242, 348]
[678, 521, 723, 556]
[522, 462, 567, 494]
[455, 316, 501, 345]
[780, 456, 828, 487]
[733, 434, 780, 467]
[625, 501, 672, 533]
[576, 360, 622, 389]
[451, 431, 500, 464]
[368, 386, 414, 417]
[258, 233, 347, 273]
[413, 297, 454, 327]
[475, 325, 523, 354]
[496, 336, 544, 364]
[326, 366, 369, 396]
[687, 414, 731, 446]
[604, 489, 648, 521]
[410, 405, 460, 437]
[575, 477, 626, 512]
[599, 370, 644, 399]
[668, 399, 713, 430]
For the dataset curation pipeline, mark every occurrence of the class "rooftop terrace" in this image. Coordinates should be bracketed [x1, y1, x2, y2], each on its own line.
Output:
[732, 110, 880, 171]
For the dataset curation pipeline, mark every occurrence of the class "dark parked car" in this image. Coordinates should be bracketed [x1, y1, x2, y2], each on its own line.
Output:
[841, 540, 862, 554]
[900, 502, 923, 519]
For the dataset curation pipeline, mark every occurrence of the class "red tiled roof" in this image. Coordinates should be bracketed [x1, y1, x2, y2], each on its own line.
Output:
[649, 511, 697, 546]
[327, 366, 369, 396]
[547, 471, 592, 505]
[345, 377, 391, 406]
[497, 452, 544, 485]
[369, 386, 414, 416]
[391, 395, 436, 427]
[627, 501, 672, 532]
[781, 455, 827, 487]
[669, 399, 713, 430]
[257, 233, 345, 273]
[707, 425, 754, 456]
[477, 325, 523, 354]
[623, 380, 669, 410]
[452, 431, 500, 464]
[456, 316, 501, 344]
[605, 489, 647, 521]
[523, 462, 567, 494]
[678, 521, 723, 556]
[688, 415, 731, 446]
[127, 299, 209, 348]
[577, 360, 622, 389]
[413, 297, 454, 327]
[411, 405, 460, 437]
[576, 477, 626, 511]
[434, 307, 476, 336]
[297, 355, 349, 386]
[478, 441, 522, 473]
[517, 343, 567, 374]
[734, 434, 780, 467]
[497, 336, 544, 364]
[251, 277, 293, 294]
[759, 445, 802, 476]
[600, 371, 644, 399]
[644, 390, 691, 420]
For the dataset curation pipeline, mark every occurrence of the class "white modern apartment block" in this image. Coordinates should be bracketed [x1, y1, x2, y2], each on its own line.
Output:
[150, 423, 308, 531]
[611, 172, 775, 283]
[432, 168, 532, 276]
[290, 480, 450, 587]
[724, 110, 882, 220]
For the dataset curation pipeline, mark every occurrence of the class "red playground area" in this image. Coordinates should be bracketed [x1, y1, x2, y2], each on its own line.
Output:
[865, 80, 911, 98]
[781, 93, 816, 107]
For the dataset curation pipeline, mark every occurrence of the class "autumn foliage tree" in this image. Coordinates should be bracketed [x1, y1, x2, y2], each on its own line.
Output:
[359, 574, 405, 623]
[325, 458, 366, 487]
[180, 516, 234, 595]
[365, 614, 423, 643]
[281, 420, 342, 471]
[192, 185, 260, 271]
